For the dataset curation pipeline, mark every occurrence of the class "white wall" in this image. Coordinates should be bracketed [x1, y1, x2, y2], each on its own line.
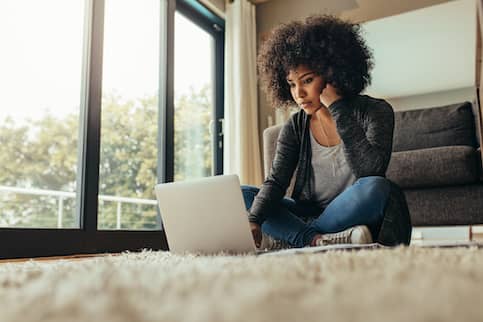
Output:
[386, 86, 475, 111]
[363, 0, 476, 99]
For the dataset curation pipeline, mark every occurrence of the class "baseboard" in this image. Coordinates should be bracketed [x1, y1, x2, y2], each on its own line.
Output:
[411, 225, 483, 244]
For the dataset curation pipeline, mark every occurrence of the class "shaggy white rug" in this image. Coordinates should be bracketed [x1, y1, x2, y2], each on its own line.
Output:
[1, 247, 483, 322]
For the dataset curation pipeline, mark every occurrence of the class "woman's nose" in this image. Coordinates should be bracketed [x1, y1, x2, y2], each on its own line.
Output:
[295, 86, 306, 99]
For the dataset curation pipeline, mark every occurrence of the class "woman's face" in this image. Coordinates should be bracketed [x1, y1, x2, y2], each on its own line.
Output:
[286, 65, 326, 115]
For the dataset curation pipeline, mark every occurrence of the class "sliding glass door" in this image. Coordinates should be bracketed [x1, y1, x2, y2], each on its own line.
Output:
[98, 0, 161, 230]
[0, 0, 224, 258]
[174, 1, 224, 182]
[0, 0, 85, 229]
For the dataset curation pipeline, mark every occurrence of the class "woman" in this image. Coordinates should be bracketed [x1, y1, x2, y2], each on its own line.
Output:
[243, 15, 411, 249]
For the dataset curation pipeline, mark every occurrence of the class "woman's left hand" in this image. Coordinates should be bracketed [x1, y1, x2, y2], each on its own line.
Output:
[320, 83, 342, 108]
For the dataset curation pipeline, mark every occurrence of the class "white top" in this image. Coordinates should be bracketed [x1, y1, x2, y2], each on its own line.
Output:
[309, 130, 356, 208]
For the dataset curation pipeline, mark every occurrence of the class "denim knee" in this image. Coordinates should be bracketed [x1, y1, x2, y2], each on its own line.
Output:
[241, 185, 259, 211]
[241, 185, 259, 193]
[355, 176, 391, 197]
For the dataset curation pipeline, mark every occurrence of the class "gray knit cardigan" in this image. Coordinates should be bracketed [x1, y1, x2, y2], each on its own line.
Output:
[249, 95, 412, 246]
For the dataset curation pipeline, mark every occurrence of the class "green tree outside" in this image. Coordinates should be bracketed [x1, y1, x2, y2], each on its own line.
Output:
[0, 85, 213, 229]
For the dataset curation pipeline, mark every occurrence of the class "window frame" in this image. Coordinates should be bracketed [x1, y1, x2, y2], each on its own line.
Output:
[0, 0, 224, 259]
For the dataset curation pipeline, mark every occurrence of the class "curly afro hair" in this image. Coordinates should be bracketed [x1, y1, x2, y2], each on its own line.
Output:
[257, 15, 374, 108]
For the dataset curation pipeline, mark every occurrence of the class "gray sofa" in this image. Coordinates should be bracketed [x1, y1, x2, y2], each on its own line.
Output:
[263, 100, 483, 227]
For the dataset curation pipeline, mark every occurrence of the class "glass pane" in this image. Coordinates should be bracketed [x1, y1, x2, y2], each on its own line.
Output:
[174, 12, 215, 182]
[98, 0, 161, 230]
[0, 0, 84, 228]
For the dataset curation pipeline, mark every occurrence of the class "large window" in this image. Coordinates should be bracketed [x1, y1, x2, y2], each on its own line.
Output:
[98, 0, 161, 230]
[0, 0, 224, 258]
[174, 1, 224, 182]
[174, 12, 217, 181]
[0, 0, 85, 229]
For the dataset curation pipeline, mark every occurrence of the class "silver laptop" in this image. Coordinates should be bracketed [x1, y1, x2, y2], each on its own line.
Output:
[154, 174, 260, 255]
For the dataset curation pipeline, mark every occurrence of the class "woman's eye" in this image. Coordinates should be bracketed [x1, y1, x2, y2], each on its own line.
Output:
[303, 78, 313, 84]
[288, 83, 295, 88]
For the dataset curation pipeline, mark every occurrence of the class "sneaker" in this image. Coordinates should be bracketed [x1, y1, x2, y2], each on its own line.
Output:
[315, 225, 373, 246]
[259, 232, 291, 250]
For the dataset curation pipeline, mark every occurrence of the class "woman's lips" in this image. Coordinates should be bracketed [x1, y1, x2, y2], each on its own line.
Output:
[300, 102, 311, 108]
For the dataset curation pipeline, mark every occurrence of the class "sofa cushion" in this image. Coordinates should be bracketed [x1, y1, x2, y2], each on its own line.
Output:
[386, 145, 479, 188]
[404, 184, 483, 226]
[393, 102, 476, 152]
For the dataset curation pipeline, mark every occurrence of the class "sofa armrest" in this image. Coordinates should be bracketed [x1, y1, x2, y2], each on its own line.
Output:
[262, 124, 295, 196]
[262, 125, 283, 178]
[477, 147, 483, 181]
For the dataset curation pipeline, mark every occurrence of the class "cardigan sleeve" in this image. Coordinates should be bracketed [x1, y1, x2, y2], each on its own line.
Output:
[328, 97, 394, 178]
[248, 115, 301, 225]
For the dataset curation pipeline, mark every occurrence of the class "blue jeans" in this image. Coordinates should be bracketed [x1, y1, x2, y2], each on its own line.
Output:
[241, 176, 391, 248]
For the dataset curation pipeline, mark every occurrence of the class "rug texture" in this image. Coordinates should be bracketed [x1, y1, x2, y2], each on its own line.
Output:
[1, 247, 483, 322]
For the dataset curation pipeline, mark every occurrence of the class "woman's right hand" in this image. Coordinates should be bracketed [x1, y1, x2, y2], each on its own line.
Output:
[319, 83, 342, 108]
[250, 222, 262, 248]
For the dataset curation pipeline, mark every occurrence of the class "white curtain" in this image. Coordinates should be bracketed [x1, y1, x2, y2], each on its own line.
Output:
[224, 0, 263, 186]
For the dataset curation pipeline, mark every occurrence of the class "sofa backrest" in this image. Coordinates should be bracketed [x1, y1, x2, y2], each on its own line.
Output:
[393, 101, 477, 152]
[262, 101, 482, 178]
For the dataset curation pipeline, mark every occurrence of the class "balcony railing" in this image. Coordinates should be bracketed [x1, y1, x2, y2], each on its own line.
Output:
[0, 185, 157, 229]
